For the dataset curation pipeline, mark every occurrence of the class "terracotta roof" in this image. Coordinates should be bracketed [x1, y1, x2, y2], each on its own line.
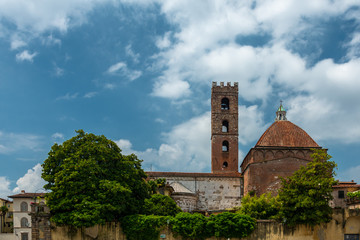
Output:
[146, 171, 242, 178]
[333, 184, 360, 188]
[8, 193, 46, 199]
[255, 121, 319, 148]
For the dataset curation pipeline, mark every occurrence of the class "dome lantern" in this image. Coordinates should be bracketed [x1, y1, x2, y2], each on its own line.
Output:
[275, 100, 287, 121]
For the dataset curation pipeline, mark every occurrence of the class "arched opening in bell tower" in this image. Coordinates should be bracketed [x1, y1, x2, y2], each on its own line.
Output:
[222, 120, 229, 132]
[222, 140, 229, 152]
[221, 98, 229, 110]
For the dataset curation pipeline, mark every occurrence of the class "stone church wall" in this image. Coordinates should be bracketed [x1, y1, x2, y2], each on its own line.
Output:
[147, 172, 242, 211]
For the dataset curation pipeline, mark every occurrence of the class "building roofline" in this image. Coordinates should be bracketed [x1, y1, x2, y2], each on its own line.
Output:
[146, 171, 242, 178]
[8, 193, 46, 199]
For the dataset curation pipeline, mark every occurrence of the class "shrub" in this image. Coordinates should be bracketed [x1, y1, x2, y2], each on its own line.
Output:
[208, 212, 256, 238]
[121, 214, 168, 240]
[143, 194, 182, 216]
[237, 193, 280, 219]
[170, 212, 211, 240]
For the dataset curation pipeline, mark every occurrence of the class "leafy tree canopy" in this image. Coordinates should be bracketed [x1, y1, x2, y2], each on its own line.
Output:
[42, 130, 150, 227]
[278, 149, 337, 226]
[143, 194, 182, 216]
[208, 212, 256, 239]
[237, 193, 280, 220]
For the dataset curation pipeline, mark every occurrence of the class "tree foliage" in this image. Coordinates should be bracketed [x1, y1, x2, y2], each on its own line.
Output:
[143, 194, 182, 216]
[148, 178, 166, 194]
[208, 212, 256, 238]
[121, 214, 168, 240]
[278, 149, 337, 226]
[42, 130, 150, 227]
[170, 212, 211, 240]
[237, 193, 280, 220]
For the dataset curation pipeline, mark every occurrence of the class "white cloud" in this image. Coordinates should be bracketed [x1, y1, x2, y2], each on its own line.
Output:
[104, 83, 116, 90]
[125, 44, 140, 63]
[15, 50, 37, 62]
[13, 164, 46, 194]
[155, 118, 165, 123]
[115, 112, 211, 172]
[152, 77, 191, 99]
[115, 139, 133, 155]
[0, 131, 43, 154]
[239, 105, 269, 145]
[156, 31, 172, 49]
[84, 92, 98, 98]
[42, 34, 61, 46]
[56, 92, 79, 100]
[0, 177, 12, 199]
[10, 39, 27, 50]
[51, 132, 64, 140]
[54, 65, 64, 76]
[0, 0, 106, 34]
[107, 61, 142, 81]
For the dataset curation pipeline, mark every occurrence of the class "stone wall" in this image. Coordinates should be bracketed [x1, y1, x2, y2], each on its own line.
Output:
[50, 209, 360, 240]
[147, 172, 242, 212]
[0, 233, 16, 240]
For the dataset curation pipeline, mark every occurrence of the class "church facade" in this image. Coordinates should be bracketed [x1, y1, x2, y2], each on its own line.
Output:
[147, 81, 324, 212]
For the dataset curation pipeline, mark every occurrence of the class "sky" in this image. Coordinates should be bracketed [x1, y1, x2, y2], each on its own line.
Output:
[0, 0, 360, 198]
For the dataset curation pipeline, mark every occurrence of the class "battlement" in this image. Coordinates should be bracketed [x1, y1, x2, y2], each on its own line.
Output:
[212, 82, 238, 93]
[212, 81, 238, 89]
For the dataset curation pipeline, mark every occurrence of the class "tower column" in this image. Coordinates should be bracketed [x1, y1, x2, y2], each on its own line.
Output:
[211, 82, 239, 173]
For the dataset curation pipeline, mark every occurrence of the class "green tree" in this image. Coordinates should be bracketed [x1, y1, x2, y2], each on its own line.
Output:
[0, 205, 8, 232]
[278, 149, 337, 226]
[207, 212, 256, 238]
[170, 212, 211, 240]
[237, 193, 280, 220]
[143, 194, 182, 216]
[121, 214, 168, 240]
[42, 130, 150, 228]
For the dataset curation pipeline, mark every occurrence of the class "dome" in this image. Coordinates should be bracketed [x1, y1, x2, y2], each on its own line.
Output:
[255, 120, 319, 148]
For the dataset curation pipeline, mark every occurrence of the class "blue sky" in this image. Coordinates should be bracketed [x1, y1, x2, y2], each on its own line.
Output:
[1, 0, 360, 198]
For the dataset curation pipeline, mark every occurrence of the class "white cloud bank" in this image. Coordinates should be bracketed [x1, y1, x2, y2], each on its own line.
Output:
[0, 131, 43, 154]
[107, 61, 142, 81]
[15, 50, 37, 62]
[116, 105, 268, 172]
[0, 164, 46, 199]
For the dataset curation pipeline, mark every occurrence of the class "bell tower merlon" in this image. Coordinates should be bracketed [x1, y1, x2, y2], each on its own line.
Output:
[211, 82, 239, 173]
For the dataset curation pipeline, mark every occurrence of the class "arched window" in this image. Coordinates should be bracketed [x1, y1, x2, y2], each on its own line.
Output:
[222, 120, 229, 132]
[222, 141, 229, 152]
[20, 202, 28, 212]
[221, 98, 229, 110]
[21, 217, 29, 227]
[222, 162, 228, 168]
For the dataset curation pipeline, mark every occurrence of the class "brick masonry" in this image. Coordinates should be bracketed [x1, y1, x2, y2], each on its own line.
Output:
[211, 82, 239, 173]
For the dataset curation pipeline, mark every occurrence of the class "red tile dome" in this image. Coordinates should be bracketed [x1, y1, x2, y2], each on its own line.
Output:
[255, 120, 319, 148]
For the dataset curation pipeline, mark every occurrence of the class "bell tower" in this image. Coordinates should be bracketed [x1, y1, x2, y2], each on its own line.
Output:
[211, 82, 238, 173]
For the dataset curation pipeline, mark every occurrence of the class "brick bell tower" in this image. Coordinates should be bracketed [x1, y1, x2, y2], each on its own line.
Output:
[211, 82, 239, 173]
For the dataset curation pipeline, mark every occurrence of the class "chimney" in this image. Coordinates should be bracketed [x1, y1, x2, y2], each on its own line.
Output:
[21, 190, 25, 194]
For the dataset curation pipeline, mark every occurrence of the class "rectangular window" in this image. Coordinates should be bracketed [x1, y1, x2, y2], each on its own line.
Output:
[339, 190, 345, 199]
[21, 233, 28, 240]
[345, 234, 360, 240]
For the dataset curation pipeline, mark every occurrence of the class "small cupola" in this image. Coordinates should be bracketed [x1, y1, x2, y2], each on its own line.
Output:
[275, 101, 287, 121]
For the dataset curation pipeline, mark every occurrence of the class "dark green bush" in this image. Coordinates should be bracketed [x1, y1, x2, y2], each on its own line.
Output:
[121, 214, 168, 240]
[208, 212, 256, 238]
[237, 193, 280, 219]
[143, 194, 182, 216]
[170, 212, 211, 240]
